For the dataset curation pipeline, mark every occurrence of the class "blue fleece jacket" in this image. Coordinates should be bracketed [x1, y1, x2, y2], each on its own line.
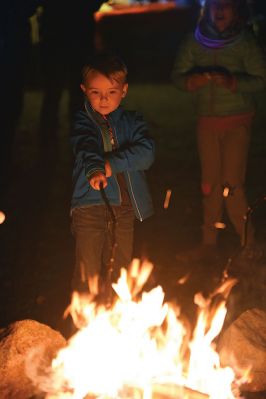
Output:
[70, 100, 155, 221]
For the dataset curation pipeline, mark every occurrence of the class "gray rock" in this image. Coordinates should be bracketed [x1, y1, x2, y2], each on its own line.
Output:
[0, 319, 66, 399]
[218, 308, 266, 392]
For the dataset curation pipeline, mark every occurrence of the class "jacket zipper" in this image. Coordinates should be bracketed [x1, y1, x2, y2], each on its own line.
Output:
[84, 105, 121, 205]
[126, 171, 143, 221]
[108, 120, 122, 204]
[111, 120, 143, 221]
[85, 103, 109, 152]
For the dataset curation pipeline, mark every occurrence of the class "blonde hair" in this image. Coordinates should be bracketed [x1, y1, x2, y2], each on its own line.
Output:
[82, 54, 128, 85]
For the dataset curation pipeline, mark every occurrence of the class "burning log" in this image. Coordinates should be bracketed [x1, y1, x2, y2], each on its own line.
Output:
[88, 384, 209, 399]
[152, 383, 209, 399]
[108, 384, 209, 399]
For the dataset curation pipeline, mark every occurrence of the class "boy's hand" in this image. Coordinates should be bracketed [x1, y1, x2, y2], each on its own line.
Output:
[186, 73, 210, 91]
[211, 72, 237, 91]
[105, 160, 112, 177]
[89, 172, 107, 190]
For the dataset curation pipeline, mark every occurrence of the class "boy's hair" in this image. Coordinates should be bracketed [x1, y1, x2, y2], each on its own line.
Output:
[81, 54, 128, 85]
[201, 0, 250, 25]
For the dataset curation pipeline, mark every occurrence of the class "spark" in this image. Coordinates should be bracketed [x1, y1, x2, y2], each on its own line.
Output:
[163, 189, 172, 209]
[214, 222, 226, 230]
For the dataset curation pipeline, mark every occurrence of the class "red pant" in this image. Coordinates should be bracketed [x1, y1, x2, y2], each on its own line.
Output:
[197, 123, 254, 245]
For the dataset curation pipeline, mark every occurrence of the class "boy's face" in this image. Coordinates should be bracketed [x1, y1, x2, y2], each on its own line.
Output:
[80, 71, 128, 116]
[209, 0, 236, 32]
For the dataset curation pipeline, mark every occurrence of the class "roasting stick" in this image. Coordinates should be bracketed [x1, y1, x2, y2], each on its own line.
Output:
[99, 182, 117, 304]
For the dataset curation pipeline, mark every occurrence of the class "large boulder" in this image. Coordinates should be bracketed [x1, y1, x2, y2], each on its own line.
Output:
[0, 319, 66, 399]
[218, 308, 266, 392]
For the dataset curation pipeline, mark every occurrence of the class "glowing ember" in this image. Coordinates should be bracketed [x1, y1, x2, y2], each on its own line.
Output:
[223, 188, 230, 198]
[214, 222, 226, 230]
[176, 273, 190, 285]
[163, 189, 172, 209]
[0, 210, 6, 224]
[28, 260, 250, 399]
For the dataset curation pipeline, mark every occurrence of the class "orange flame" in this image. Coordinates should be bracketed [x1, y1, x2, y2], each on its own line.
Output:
[28, 259, 251, 399]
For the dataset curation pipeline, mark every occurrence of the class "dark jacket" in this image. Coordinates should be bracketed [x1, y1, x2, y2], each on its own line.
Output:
[171, 30, 266, 116]
[70, 100, 155, 221]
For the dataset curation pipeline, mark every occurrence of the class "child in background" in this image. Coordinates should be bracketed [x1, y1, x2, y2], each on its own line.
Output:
[172, 0, 266, 262]
[70, 55, 154, 291]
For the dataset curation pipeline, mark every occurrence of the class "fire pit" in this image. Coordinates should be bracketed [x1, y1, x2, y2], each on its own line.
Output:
[23, 259, 251, 399]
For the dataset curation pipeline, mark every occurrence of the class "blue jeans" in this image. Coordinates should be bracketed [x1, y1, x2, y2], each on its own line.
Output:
[71, 205, 135, 291]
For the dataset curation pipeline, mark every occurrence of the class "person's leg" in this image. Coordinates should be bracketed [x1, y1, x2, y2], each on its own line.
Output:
[103, 206, 135, 282]
[71, 205, 108, 291]
[222, 125, 254, 245]
[197, 126, 224, 246]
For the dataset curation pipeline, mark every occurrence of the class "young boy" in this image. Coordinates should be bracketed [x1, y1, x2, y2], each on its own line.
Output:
[70, 55, 154, 292]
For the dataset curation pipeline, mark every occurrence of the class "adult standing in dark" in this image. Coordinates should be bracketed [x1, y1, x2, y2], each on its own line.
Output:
[0, 1, 40, 193]
[39, 0, 104, 141]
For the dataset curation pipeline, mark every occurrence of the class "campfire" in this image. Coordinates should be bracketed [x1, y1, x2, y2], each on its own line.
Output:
[27, 259, 251, 399]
